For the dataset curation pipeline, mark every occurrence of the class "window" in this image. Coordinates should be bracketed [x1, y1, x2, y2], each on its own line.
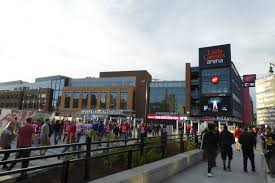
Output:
[100, 91, 107, 109]
[73, 91, 80, 108]
[91, 91, 98, 109]
[110, 90, 117, 109]
[120, 90, 128, 110]
[28, 101, 33, 109]
[65, 91, 71, 108]
[82, 91, 89, 109]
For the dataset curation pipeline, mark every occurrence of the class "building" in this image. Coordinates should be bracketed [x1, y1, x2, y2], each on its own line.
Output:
[242, 87, 254, 124]
[147, 81, 186, 125]
[22, 88, 53, 112]
[0, 90, 23, 110]
[59, 77, 136, 117]
[256, 74, 275, 126]
[186, 44, 244, 124]
[0, 75, 70, 111]
[0, 88, 53, 112]
[100, 70, 152, 118]
[59, 70, 152, 119]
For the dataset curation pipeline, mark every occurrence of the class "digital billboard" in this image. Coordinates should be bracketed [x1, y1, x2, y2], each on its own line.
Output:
[243, 74, 256, 87]
[200, 96, 232, 116]
[201, 68, 231, 96]
[199, 44, 231, 68]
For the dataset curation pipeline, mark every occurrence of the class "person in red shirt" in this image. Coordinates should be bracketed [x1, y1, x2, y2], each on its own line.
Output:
[59, 121, 76, 159]
[62, 120, 69, 142]
[234, 126, 241, 151]
[8, 118, 38, 180]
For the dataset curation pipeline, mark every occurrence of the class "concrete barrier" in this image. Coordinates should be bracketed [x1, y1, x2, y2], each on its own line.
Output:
[89, 149, 203, 183]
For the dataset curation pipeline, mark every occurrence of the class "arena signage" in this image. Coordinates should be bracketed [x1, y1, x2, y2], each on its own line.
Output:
[199, 44, 231, 68]
[147, 115, 186, 121]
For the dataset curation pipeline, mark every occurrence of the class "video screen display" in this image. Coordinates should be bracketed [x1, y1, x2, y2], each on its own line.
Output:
[200, 97, 232, 116]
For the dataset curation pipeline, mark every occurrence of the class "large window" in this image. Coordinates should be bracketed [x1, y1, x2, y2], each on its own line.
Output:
[65, 91, 71, 108]
[100, 91, 107, 109]
[82, 91, 89, 109]
[110, 90, 117, 109]
[120, 90, 128, 110]
[73, 91, 80, 108]
[90, 91, 98, 109]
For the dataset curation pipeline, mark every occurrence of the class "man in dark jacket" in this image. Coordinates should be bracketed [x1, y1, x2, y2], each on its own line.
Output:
[219, 125, 234, 171]
[239, 127, 256, 172]
[202, 123, 219, 177]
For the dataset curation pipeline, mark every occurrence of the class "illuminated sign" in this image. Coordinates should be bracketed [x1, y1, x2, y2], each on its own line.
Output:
[78, 109, 123, 115]
[211, 75, 220, 84]
[200, 97, 232, 116]
[199, 44, 231, 68]
[243, 74, 256, 87]
[147, 115, 186, 121]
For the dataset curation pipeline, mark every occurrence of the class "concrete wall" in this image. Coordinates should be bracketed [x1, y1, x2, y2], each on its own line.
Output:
[89, 149, 203, 183]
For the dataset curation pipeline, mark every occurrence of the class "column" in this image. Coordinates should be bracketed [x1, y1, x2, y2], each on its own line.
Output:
[176, 120, 179, 134]
[184, 122, 187, 135]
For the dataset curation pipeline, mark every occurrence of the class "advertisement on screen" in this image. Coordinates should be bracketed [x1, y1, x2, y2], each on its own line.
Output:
[199, 44, 231, 68]
[200, 97, 232, 116]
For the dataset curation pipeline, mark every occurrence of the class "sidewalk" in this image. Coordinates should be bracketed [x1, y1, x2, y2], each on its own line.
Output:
[164, 149, 267, 183]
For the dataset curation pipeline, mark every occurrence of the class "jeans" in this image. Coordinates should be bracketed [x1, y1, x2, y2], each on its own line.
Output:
[243, 150, 255, 171]
[1, 146, 11, 168]
[207, 150, 217, 173]
[8, 149, 31, 176]
[54, 131, 62, 145]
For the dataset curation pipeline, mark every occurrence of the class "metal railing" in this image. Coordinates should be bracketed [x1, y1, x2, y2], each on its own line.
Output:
[0, 131, 200, 183]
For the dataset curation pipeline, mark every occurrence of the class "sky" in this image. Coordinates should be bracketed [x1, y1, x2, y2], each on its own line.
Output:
[0, 0, 274, 84]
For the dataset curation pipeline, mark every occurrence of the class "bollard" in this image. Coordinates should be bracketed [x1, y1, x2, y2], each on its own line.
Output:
[180, 130, 185, 153]
[195, 135, 199, 148]
[140, 134, 145, 157]
[161, 131, 167, 159]
[62, 160, 70, 183]
[84, 136, 91, 181]
[127, 150, 133, 169]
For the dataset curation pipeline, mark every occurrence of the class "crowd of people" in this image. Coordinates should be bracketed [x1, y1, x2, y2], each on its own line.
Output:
[201, 124, 275, 177]
[0, 117, 170, 179]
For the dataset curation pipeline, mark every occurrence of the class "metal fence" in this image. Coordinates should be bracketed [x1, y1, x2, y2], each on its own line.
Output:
[0, 131, 200, 183]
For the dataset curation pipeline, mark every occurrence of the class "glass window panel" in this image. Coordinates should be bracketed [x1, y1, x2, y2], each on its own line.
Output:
[91, 91, 98, 109]
[65, 91, 71, 108]
[120, 90, 128, 110]
[110, 90, 117, 109]
[82, 91, 89, 109]
[73, 91, 80, 108]
[100, 91, 107, 109]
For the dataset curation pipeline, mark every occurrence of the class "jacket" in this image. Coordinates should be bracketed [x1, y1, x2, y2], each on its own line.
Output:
[219, 130, 234, 149]
[0, 129, 16, 148]
[203, 131, 218, 152]
[239, 132, 256, 152]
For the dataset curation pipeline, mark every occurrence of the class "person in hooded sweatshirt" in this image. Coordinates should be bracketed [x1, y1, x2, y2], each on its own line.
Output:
[202, 123, 219, 177]
[219, 125, 235, 171]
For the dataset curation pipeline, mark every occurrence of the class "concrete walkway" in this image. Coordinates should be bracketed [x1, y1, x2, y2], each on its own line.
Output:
[164, 149, 267, 183]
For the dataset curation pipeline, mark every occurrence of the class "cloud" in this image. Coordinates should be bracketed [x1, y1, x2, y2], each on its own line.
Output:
[0, 0, 274, 84]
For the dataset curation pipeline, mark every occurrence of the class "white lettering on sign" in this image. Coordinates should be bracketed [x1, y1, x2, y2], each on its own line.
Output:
[207, 59, 224, 65]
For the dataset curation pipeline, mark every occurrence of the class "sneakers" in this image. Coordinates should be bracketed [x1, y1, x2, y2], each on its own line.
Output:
[208, 173, 213, 177]
[227, 166, 231, 172]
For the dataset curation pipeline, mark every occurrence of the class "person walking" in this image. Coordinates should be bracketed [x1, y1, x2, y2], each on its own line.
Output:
[239, 127, 256, 172]
[0, 122, 16, 170]
[7, 118, 38, 180]
[40, 119, 50, 155]
[202, 123, 219, 177]
[53, 120, 62, 145]
[234, 126, 241, 151]
[261, 126, 275, 173]
[58, 121, 76, 159]
[219, 125, 234, 171]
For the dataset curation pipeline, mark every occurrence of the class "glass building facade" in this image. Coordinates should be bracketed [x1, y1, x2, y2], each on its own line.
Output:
[149, 81, 185, 114]
[70, 77, 136, 87]
[0, 75, 70, 110]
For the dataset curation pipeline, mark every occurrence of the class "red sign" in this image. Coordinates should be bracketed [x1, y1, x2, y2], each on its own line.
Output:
[211, 75, 220, 84]
[147, 115, 186, 121]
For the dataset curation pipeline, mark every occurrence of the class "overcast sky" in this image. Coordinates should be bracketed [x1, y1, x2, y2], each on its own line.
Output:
[0, 0, 274, 83]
